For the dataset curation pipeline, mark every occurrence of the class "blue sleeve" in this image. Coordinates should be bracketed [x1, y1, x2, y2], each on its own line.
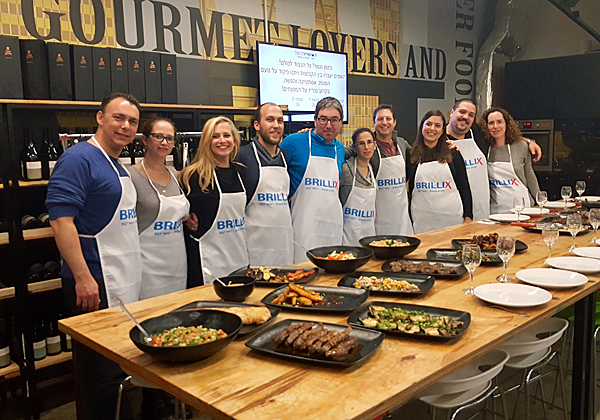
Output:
[281, 133, 308, 198]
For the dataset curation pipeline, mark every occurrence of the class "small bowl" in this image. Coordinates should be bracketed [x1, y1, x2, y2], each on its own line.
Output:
[213, 276, 255, 302]
[129, 310, 243, 363]
[359, 235, 421, 259]
[307, 246, 373, 274]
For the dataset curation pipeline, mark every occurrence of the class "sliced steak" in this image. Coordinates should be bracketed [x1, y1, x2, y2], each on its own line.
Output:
[284, 322, 315, 347]
[326, 337, 358, 361]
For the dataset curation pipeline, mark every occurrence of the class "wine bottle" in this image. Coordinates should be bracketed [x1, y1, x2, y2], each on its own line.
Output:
[0, 314, 11, 368]
[44, 261, 61, 278]
[21, 128, 42, 181]
[32, 320, 47, 360]
[43, 129, 59, 177]
[28, 263, 49, 284]
[21, 215, 43, 230]
[132, 138, 144, 164]
[45, 314, 61, 356]
[57, 312, 71, 353]
[119, 143, 132, 168]
[37, 213, 50, 227]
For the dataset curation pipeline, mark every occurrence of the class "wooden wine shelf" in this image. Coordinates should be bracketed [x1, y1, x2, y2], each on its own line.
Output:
[23, 227, 54, 241]
[28, 278, 61, 294]
[34, 351, 72, 370]
[0, 232, 8, 245]
[0, 287, 15, 300]
[0, 361, 21, 380]
[18, 180, 49, 188]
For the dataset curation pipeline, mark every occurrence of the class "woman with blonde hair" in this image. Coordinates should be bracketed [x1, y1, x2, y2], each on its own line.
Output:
[180, 116, 248, 286]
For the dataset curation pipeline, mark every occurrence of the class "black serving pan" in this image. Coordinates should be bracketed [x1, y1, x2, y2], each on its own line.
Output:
[129, 310, 242, 363]
[172, 301, 280, 338]
[427, 248, 503, 266]
[451, 238, 528, 253]
[261, 285, 368, 313]
[347, 301, 471, 341]
[229, 266, 319, 287]
[381, 258, 467, 279]
[307, 246, 373, 273]
[358, 235, 421, 260]
[337, 272, 434, 296]
[245, 319, 384, 367]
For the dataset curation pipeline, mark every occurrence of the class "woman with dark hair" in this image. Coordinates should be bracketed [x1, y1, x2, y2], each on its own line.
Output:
[130, 117, 190, 300]
[179, 116, 248, 286]
[407, 110, 473, 234]
[339, 128, 377, 245]
[479, 107, 540, 214]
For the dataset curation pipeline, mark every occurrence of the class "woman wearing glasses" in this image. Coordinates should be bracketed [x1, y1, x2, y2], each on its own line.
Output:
[339, 128, 377, 245]
[130, 117, 190, 300]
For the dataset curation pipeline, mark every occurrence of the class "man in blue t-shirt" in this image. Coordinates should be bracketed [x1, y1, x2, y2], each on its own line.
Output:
[46, 92, 141, 420]
[280, 97, 346, 262]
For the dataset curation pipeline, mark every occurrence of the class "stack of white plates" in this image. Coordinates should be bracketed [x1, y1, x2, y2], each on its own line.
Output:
[516, 268, 588, 289]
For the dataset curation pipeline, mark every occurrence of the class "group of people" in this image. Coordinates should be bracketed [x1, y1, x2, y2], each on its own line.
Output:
[44, 92, 542, 420]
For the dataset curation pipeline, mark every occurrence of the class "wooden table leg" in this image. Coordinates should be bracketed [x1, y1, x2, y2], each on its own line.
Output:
[571, 292, 596, 420]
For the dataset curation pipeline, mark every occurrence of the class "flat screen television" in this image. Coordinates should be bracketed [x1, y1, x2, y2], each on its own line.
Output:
[258, 43, 348, 122]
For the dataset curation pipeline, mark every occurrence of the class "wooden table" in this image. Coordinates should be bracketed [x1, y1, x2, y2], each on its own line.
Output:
[59, 222, 599, 420]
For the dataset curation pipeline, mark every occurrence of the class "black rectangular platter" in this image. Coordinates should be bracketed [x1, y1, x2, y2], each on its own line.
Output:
[229, 266, 319, 287]
[172, 301, 280, 338]
[521, 225, 590, 236]
[261, 285, 368, 313]
[245, 319, 384, 367]
[381, 258, 467, 279]
[337, 272, 434, 296]
[426, 248, 503, 266]
[347, 301, 471, 341]
[451, 238, 528, 253]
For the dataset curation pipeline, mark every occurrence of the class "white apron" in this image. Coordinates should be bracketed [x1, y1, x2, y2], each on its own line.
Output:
[411, 160, 464, 234]
[342, 160, 376, 246]
[80, 137, 142, 307]
[193, 170, 249, 282]
[454, 130, 490, 220]
[374, 146, 414, 236]
[290, 130, 343, 263]
[245, 142, 294, 266]
[138, 160, 189, 300]
[488, 144, 532, 214]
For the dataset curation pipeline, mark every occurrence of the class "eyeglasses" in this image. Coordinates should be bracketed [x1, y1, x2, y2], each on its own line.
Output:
[149, 133, 175, 143]
[356, 140, 375, 147]
[316, 116, 342, 125]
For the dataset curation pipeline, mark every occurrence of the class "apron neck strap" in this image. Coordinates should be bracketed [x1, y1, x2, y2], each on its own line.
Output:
[91, 136, 124, 177]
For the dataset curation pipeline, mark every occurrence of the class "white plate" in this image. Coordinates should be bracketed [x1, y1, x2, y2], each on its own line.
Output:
[545, 201, 576, 209]
[474, 283, 553, 308]
[545, 256, 600, 274]
[516, 268, 588, 289]
[511, 207, 550, 216]
[580, 196, 600, 203]
[489, 214, 531, 222]
[573, 247, 600, 260]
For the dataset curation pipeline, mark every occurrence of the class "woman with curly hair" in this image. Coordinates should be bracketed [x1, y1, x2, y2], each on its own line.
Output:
[406, 110, 473, 234]
[179, 116, 248, 286]
[479, 107, 540, 214]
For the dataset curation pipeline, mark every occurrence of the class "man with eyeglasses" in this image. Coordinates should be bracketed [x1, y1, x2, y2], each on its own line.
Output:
[46, 92, 142, 420]
[236, 103, 294, 266]
[280, 97, 345, 262]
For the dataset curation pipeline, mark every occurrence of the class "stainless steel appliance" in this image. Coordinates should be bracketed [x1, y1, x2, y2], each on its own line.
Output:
[516, 119, 553, 172]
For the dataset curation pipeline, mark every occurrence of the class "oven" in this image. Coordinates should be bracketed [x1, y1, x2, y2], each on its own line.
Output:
[516, 119, 553, 172]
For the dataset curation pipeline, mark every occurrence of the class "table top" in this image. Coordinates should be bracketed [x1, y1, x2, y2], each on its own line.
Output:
[59, 221, 600, 420]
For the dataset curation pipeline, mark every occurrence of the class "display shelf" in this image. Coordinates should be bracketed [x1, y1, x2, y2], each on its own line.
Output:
[22, 227, 53, 241]
[34, 351, 71, 370]
[28, 278, 61, 294]
[0, 361, 21, 380]
[0, 232, 8, 245]
[18, 180, 49, 188]
[0, 287, 15, 300]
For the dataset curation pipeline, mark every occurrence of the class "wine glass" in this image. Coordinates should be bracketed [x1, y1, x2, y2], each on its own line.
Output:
[542, 223, 559, 263]
[462, 244, 481, 295]
[575, 181, 586, 200]
[566, 213, 582, 252]
[536, 191, 548, 215]
[590, 208, 600, 243]
[513, 197, 526, 221]
[496, 236, 516, 283]
[561, 186, 572, 210]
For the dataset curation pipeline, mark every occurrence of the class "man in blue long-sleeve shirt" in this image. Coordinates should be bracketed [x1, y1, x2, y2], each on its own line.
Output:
[280, 97, 346, 262]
